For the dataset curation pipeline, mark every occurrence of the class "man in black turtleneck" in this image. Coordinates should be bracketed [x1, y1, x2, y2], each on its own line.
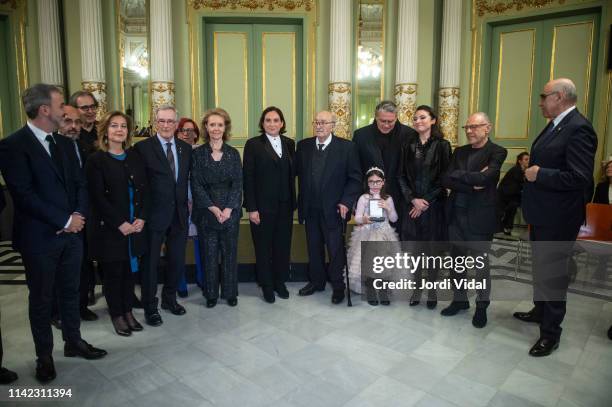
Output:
[353, 100, 417, 232]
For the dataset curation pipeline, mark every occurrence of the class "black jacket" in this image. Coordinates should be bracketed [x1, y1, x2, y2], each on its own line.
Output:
[592, 181, 610, 204]
[243, 134, 296, 213]
[133, 136, 192, 231]
[295, 135, 362, 225]
[442, 140, 507, 235]
[0, 125, 87, 254]
[497, 164, 525, 199]
[398, 135, 452, 206]
[85, 149, 149, 261]
[522, 108, 597, 227]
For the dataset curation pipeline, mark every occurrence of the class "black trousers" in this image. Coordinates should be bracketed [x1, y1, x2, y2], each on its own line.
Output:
[250, 202, 293, 289]
[530, 223, 580, 341]
[21, 233, 82, 357]
[101, 260, 135, 317]
[498, 195, 520, 230]
[142, 214, 187, 314]
[448, 208, 492, 308]
[304, 209, 346, 291]
[198, 220, 239, 300]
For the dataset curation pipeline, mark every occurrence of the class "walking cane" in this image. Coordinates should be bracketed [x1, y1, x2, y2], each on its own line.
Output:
[342, 219, 353, 307]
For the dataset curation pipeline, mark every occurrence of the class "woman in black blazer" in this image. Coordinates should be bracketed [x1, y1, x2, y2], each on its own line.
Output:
[86, 111, 149, 336]
[191, 108, 242, 308]
[243, 107, 296, 303]
[593, 158, 612, 204]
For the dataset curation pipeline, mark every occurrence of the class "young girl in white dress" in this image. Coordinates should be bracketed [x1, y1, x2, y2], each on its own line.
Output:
[347, 167, 399, 304]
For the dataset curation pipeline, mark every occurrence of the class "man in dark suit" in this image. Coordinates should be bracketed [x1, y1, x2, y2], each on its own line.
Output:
[442, 112, 507, 328]
[514, 78, 597, 357]
[69, 90, 100, 307]
[243, 107, 296, 303]
[0, 84, 107, 383]
[56, 105, 98, 322]
[353, 100, 416, 232]
[134, 105, 192, 326]
[0, 179, 18, 384]
[497, 152, 529, 235]
[295, 111, 362, 304]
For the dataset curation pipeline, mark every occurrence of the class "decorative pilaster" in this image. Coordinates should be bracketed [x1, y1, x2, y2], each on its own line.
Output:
[438, 0, 462, 145]
[394, 0, 419, 125]
[150, 0, 175, 110]
[329, 0, 352, 138]
[79, 0, 106, 119]
[37, 0, 63, 88]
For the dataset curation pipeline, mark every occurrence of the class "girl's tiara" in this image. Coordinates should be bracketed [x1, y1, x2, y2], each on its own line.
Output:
[366, 167, 385, 176]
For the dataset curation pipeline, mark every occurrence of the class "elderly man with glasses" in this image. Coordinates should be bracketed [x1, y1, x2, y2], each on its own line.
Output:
[295, 111, 362, 304]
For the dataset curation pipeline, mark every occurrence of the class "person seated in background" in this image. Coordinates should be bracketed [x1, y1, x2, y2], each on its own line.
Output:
[175, 117, 204, 297]
[497, 151, 529, 235]
[593, 157, 611, 205]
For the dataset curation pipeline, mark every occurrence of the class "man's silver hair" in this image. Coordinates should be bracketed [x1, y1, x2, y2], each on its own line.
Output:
[471, 111, 491, 124]
[551, 78, 578, 104]
[154, 104, 178, 121]
[375, 100, 398, 115]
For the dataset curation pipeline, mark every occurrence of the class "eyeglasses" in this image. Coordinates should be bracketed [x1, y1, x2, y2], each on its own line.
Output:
[77, 104, 98, 112]
[312, 120, 335, 127]
[109, 123, 128, 130]
[63, 118, 83, 126]
[368, 180, 383, 186]
[157, 119, 176, 125]
[178, 128, 196, 134]
[539, 91, 558, 99]
[376, 119, 396, 125]
[461, 123, 488, 131]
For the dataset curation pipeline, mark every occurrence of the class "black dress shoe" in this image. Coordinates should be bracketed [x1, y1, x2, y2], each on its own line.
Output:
[409, 291, 421, 306]
[472, 308, 487, 328]
[608, 325, 612, 341]
[35, 356, 56, 383]
[426, 291, 437, 309]
[529, 338, 559, 357]
[274, 284, 290, 299]
[50, 317, 62, 330]
[440, 301, 470, 316]
[262, 287, 276, 303]
[426, 300, 438, 309]
[111, 316, 132, 337]
[145, 311, 163, 326]
[513, 310, 541, 323]
[331, 289, 345, 304]
[64, 340, 107, 359]
[368, 300, 379, 306]
[0, 367, 18, 384]
[161, 301, 186, 315]
[227, 298, 238, 307]
[80, 307, 98, 321]
[177, 290, 188, 298]
[409, 300, 420, 306]
[206, 299, 217, 308]
[298, 282, 324, 296]
[124, 312, 143, 331]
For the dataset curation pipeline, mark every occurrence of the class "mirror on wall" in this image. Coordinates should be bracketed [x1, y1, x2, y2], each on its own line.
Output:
[354, 0, 384, 129]
[118, 0, 150, 136]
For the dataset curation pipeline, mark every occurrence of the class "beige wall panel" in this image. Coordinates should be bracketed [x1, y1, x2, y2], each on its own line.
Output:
[262, 32, 296, 138]
[550, 22, 594, 115]
[214, 32, 249, 139]
[505, 147, 529, 164]
[495, 29, 535, 140]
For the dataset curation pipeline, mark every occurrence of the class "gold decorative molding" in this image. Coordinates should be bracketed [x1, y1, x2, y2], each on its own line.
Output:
[328, 82, 351, 139]
[151, 81, 176, 111]
[475, 0, 565, 17]
[438, 87, 460, 146]
[394, 83, 417, 126]
[82, 81, 107, 121]
[189, 0, 313, 11]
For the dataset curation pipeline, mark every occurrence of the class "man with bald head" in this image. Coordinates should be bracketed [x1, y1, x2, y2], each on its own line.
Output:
[442, 112, 507, 328]
[295, 111, 362, 304]
[514, 78, 597, 357]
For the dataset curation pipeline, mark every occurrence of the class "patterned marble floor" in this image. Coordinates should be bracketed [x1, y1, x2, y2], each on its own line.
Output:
[1, 281, 611, 407]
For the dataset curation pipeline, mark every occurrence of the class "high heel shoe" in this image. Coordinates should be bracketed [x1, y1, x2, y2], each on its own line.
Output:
[112, 316, 132, 336]
[124, 312, 143, 331]
[206, 299, 217, 308]
[409, 291, 421, 306]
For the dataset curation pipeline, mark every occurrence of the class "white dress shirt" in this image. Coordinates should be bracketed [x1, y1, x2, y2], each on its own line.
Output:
[266, 133, 283, 158]
[316, 134, 332, 151]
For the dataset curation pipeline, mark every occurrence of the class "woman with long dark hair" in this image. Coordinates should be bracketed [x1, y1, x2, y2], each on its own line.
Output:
[398, 105, 452, 309]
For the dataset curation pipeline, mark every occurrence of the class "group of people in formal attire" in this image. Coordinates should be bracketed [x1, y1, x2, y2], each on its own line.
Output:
[0, 76, 606, 385]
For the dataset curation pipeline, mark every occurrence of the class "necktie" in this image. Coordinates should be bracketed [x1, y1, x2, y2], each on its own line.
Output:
[166, 142, 176, 180]
[534, 121, 555, 148]
[318, 144, 324, 152]
[46, 134, 64, 174]
[73, 140, 83, 168]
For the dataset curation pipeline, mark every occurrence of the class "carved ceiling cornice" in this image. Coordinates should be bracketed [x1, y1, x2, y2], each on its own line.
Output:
[188, 0, 314, 12]
[475, 0, 566, 17]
